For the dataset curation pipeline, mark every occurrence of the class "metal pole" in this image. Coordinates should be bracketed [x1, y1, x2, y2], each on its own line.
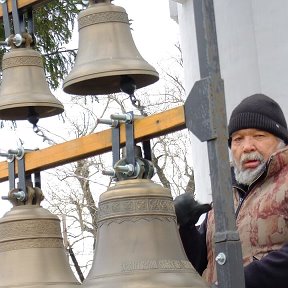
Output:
[125, 112, 135, 167]
[11, 0, 21, 35]
[185, 0, 245, 287]
[1, 0, 11, 39]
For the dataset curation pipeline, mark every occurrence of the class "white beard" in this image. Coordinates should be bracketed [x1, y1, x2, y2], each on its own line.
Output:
[233, 152, 266, 186]
[232, 140, 286, 186]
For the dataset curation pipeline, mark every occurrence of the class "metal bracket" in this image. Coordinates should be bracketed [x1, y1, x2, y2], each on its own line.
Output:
[1, 0, 11, 39]
[184, 76, 224, 142]
[122, 111, 135, 167]
[17, 154, 27, 195]
[0, 0, 34, 46]
[12, 0, 22, 35]
[110, 111, 136, 179]
[98, 111, 154, 180]
[1, 147, 41, 201]
[111, 119, 120, 167]
[8, 159, 15, 191]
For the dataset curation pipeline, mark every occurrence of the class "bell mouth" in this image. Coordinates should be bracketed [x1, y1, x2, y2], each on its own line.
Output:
[0, 104, 64, 121]
[63, 64, 159, 96]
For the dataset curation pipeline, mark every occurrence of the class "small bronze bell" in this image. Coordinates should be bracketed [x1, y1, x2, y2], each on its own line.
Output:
[83, 179, 208, 288]
[0, 46, 64, 121]
[0, 186, 80, 287]
[63, 1, 159, 95]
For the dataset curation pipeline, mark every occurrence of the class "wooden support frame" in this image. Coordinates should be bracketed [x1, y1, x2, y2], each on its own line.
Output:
[0, 106, 186, 182]
[0, 0, 52, 18]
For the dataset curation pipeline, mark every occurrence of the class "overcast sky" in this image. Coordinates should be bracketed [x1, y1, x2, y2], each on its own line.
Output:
[116, 0, 179, 64]
[0, 1, 180, 216]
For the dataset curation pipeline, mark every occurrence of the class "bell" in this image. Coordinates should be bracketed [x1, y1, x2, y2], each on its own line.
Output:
[83, 179, 208, 288]
[63, 1, 159, 95]
[0, 186, 80, 287]
[0, 47, 64, 121]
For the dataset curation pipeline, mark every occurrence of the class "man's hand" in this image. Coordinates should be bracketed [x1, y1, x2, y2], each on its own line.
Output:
[174, 193, 212, 227]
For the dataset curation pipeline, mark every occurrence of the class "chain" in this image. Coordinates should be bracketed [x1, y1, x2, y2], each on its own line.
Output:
[33, 124, 56, 145]
[129, 93, 147, 116]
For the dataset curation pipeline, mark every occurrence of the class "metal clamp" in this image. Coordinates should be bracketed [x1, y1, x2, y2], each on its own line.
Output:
[99, 111, 154, 181]
[97, 114, 120, 167]
[1, 0, 35, 47]
[112, 157, 155, 181]
[12, 33, 24, 47]
[12, 190, 26, 201]
[1, 147, 41, 202]
[0, 152, 15, 163]
[0, 147, 24, 162]
[8, 147, 25, 160]
[110, 113, 133, 124]
[98, 112, 136, 180]
[97, 118, 118, 128]
[102, 169, 116, 177]
[114, 163, 135, 177]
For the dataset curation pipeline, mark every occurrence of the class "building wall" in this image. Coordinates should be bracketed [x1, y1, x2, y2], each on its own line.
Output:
[169, 0, 288, 203]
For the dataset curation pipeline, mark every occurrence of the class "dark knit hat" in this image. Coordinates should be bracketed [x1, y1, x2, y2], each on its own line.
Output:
[228, 94, 288, 147]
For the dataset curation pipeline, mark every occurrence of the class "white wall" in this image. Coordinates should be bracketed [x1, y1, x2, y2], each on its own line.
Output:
[170, 0, 288, 203]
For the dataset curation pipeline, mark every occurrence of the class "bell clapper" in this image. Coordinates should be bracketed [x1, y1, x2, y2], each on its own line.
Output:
[27, 107, 40, 127]
[27, 108, 55, 145]
[120, 75, 137, 96]
[28, 107, 42, 138]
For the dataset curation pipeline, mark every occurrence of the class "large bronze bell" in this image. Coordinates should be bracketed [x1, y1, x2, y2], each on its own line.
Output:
[0, 186, 80, 287]
[83, 179, 208, 288]
[63, 1, 159, 95]
[0, 47, 64, 121]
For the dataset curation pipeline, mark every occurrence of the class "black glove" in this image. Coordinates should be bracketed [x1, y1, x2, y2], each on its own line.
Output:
[174, 193, 212, 227]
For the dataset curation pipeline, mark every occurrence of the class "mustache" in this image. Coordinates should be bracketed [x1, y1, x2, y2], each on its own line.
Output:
[240, 151, 264, 165]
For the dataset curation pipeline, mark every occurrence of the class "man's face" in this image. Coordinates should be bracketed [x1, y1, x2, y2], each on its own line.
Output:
[231, 128, 284, 185]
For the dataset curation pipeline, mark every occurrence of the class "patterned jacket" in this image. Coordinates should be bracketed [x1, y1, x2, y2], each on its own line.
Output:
[179, 147, 288, 288]
[205, 146, 288, 284]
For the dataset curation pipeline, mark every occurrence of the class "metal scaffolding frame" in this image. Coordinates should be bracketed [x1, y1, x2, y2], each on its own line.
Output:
[0, 0, 245, 287]
[185, 1, 245, 287]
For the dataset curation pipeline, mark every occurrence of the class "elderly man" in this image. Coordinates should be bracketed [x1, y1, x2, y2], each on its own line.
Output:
[175, 94, 288, 288]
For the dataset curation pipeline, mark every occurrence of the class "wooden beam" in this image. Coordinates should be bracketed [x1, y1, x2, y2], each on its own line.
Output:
[0, 0, 52, 18]
[0, 106, 186, 182]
